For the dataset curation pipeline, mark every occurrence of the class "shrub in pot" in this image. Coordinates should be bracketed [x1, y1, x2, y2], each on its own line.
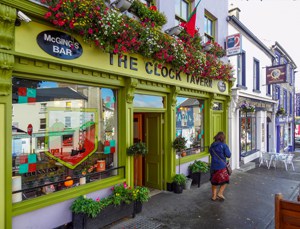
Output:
[71, 182, 134, 229]
[132, 186, 150, 214]
[188, 160, 209, 187]
[172, 174, 186, 194]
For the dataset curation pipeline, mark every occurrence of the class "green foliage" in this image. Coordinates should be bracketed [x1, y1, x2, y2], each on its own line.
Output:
[172, 136, 187, 152]
[132, 186, 150, 203]
[276, 107, 286, 116]
[111, 183, 132, 205]
[127, 142, 148, 156]
[189, 160, 210, 173]
[71, 182, 134, 218]
[172, 174, 187, 185]
[71, 196, 103, 218]
[130, 0, 167, 27]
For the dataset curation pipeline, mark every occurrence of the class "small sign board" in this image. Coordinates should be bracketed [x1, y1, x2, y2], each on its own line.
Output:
[37, 30, 83, 60]
[226, 33, 241, 56]
[266, 64, 287, 84]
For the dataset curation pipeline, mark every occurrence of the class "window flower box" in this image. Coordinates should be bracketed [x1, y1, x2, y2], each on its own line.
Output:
[73, 202, 134, 229]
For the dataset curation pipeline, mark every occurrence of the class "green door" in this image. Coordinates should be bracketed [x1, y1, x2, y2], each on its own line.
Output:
[145, 113, 163, 189]
[212, 112, 224, 137]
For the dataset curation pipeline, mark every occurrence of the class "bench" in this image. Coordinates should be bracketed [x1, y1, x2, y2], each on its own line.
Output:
[275, 193, 300, 228]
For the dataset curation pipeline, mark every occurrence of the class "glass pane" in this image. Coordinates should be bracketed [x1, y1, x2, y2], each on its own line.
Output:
[176, 97, 205, 156]
[182, 1, 188, 21]
[12, 77, 118, 202]
[133, 94, 164, 108]
[175, 0, 180, 16]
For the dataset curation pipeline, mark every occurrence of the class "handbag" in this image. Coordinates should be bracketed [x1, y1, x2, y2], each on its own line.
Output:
[211, 168, 229, 184]
[211, 148, 232, 176]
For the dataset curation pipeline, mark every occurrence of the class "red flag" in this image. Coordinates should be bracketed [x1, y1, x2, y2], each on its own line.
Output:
[182, 1, 201, 37]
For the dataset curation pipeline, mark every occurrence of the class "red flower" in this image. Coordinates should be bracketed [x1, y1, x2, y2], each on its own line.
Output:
[45, 12, 52, 19]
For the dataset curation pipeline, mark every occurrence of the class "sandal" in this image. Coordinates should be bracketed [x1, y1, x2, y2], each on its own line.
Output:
[211, 196, 220, 201]
[217, 195, 225, 201]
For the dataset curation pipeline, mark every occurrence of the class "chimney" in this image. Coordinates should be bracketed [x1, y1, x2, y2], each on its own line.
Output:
[229, 6, 241, 19]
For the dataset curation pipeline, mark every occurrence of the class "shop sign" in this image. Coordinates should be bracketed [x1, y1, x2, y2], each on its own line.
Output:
[226, 33, 242, 56]
[37, 30, 83, 59]
[266, 64, 287, 84]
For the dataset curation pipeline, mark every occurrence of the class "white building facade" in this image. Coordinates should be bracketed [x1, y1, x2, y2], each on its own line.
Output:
[227, 8, 277, 169]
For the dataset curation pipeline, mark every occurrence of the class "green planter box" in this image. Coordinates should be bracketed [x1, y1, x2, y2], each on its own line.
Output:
[72, 202, 134, 229]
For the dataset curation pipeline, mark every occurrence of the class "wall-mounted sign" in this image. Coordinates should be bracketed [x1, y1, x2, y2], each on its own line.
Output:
[37, 30, 83, 59]
[217, 81, 226, 92]
[226, 33, 241, 56]
[266, 64, 287, 84]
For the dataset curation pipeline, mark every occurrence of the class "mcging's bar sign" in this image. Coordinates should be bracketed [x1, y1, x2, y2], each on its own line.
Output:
[37, 30, 83, 59]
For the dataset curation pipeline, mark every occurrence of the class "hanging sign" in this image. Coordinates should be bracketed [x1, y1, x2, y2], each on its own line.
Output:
[37, 30, 83, 60]
[266, 64, 287, 84]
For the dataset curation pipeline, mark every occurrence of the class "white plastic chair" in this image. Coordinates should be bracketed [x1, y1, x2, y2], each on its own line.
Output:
[259, 152, 273, 169]
[284, 154, 295, 171]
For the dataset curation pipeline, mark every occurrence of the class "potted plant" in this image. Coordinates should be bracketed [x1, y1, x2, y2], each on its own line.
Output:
[172, 174, 186, 194]
[127, 142, 148, 157]
[276, 107, 286, 117]
[71, 182, 135, 229]
[172, 136, 187, 173]
[132, 186, 150, 214]
[127, 142, 148, 186]
[240, 102, 255, 113]
[188, 160, 209, 188]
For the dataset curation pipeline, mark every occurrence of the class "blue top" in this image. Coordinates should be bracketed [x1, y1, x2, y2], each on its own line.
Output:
[209, 141, 231, 170]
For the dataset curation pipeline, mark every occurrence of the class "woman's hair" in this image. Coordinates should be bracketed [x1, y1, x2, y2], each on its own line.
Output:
[213, 131, 226, 143]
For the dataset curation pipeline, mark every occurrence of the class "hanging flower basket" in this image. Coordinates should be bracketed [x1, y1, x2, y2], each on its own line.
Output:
[240, 102, 255, 113]
[276, 107, 286, 117]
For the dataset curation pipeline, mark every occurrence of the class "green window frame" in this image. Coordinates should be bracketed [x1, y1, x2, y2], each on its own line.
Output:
[204, 11, 216, 43]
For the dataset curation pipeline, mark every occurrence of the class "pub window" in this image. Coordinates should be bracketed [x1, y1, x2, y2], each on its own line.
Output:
[40, 103, 47, 113]
[203, 11, 216, 43]
[11, 77, 118, 202]
[133, 94, 164, 108]
[213, 102, 222, 111]
[175, 0, 189, 24]
[65, 116, 71, 128]
[240, 112, 256, 155]
[253, 58, 260, 91]
[175, 97, 205, 156]
[40, 118, 46, 130]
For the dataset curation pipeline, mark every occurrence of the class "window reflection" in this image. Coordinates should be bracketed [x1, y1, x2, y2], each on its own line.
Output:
[176, 97, 205, 155]
[133, 94, 164, 108]
[12, 78, 118, 202]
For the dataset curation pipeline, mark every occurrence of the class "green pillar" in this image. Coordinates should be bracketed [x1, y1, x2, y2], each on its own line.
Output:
[0, 3, 16, 229]
[165, 86, 180, 184]
[119, 78, 137, 188]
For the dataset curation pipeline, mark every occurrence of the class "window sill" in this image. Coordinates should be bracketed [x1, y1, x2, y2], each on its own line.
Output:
[252, 89, 261, 93]
[236, 85, 247, 90]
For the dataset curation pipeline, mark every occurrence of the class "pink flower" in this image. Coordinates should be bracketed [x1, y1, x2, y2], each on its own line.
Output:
[88, 28, 93, 34]
[96, 197, 100, 202]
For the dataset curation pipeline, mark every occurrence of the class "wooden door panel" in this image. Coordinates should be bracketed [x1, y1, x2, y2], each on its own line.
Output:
[145, 114, 162, 189]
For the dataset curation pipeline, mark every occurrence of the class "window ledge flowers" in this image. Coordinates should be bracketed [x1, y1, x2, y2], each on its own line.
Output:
[240, 102, 255, 113]
[41, 0, 233, 81]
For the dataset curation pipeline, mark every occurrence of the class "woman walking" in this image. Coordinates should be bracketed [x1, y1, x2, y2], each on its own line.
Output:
[209, 131, 231, 201]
